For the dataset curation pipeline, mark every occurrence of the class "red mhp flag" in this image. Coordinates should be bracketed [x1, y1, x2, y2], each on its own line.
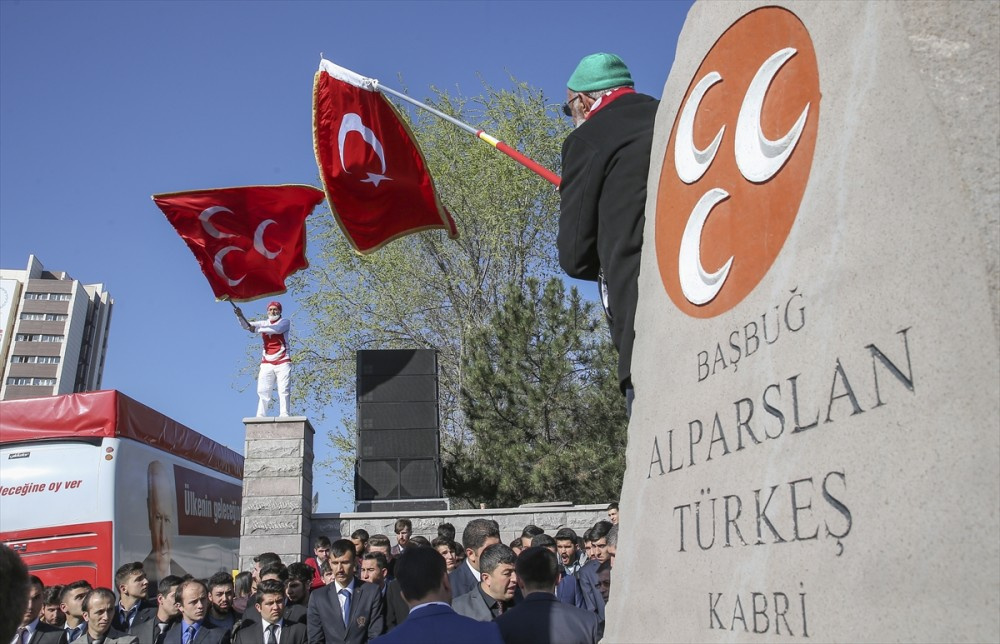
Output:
[152, 185, 324, 301]
[313, 59, 458, 253]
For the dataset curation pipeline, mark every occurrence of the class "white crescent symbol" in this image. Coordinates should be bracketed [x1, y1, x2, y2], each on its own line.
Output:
[338, 113, 391, 186]
[675, 71, 725, 184]
[200, 206, 236, 239]
[735, 47, 810, 183]
[253, 220, 282, 260]
[679, 188, 732, 305]
[213, 246, 246, 287]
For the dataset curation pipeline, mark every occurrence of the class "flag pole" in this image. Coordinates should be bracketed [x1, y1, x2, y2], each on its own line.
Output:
[375, 84, 561, 188]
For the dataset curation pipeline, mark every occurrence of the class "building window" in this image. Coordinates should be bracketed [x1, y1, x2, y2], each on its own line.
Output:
[5, 376, 56, 386]
[23, 292, 71, 301]
[21, 312, 68, 321]
[14, 333, 64, 342]
[20, 313, 45, 321]
[10, 355, 60, 364]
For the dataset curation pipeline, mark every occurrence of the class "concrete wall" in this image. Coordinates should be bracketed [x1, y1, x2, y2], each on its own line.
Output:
[309, 502, 611, 548]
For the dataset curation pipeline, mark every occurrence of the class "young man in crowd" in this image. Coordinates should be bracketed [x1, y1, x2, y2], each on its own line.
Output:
[449, 519, 501, 598]
[430, 538, 458, 573]
[306, 539, 383, 644]
[205, 573, 239, 631]
[606, 502, 619, 525]
[554, 529, 587, 577]
[231, 580, 306, 644]
[283, 563, 313, 625]
[368, 548, 502, 644]
[349, 531, 369, 560]
[133, 576, 183, 644]
[390, 520, 411, 557]
[14, 576, 68, 644]
[80, 588, 138, 644]
[162, 580, 228, 644]
[59, 581, 93, 643]
[252, 555, 282, 593]
[451, 544, 518, 622]
[358, 554, 389, 600]
[575, 523, 609, 625]
[605, 525, 618, 568]
[519, 526, 544, 550]
[495, 548, 599, 644]
[303, 537, 332, 591]
[41, 587, 65, 627]
[530, 534, 579, 607]
[111, 564, 153, 634]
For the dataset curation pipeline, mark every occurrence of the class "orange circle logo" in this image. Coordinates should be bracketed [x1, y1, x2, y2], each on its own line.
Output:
[655, 7, 820, 318]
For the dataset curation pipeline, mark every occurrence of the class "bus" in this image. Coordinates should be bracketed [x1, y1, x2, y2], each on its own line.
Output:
[0, 389, 243, 588]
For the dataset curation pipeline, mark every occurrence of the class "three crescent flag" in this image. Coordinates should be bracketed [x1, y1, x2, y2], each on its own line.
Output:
[313, 59, 458, 253]
[152, 185, 325, 301]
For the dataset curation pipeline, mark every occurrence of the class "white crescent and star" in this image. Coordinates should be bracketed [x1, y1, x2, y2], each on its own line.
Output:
[337, 112, 392, 187]
[200, 206, 236, 238]
[253, 220, 282, 260]
[213, 246, 246, 287]
[735, 47, 810, 183]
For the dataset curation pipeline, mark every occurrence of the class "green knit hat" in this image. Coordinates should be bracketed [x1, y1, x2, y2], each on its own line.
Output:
[567, 53, 634, 92]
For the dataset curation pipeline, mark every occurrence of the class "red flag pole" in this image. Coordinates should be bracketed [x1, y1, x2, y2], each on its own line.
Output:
[375, 84, 561, 188]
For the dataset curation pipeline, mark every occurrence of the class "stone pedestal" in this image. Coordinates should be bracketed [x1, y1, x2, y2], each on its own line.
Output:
[239, 416, 314, 569]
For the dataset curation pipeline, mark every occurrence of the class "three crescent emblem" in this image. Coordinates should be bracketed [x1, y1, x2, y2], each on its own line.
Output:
[200, 207, 284, 286]
[673, 49, 811, 307]
[338, 113, 392, 187]
[655, 6, 820, 318]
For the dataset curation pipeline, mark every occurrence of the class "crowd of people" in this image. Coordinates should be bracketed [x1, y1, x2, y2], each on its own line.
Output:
[5, 504, 620, 644]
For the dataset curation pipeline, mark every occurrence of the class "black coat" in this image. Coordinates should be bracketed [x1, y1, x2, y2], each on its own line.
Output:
[558, 92, 659, 392]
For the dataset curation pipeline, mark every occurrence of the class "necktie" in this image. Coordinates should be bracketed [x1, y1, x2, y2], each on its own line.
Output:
[339, 589, 351, 626]
[155, 623, 168, 644]
[13, 627, 26, 644]
[182, 625, 195, 644]
[265, 624, 277, 644]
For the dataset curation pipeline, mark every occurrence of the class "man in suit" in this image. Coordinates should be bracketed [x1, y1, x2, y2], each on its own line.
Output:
[370, 548, 501, 644]
[13, 576, 68, 644]
[451, 544, 517, 622]
[530, 534, 579, 607]
[283, 563, 313, 626]
[133, 576, 182, 644]
[111, 564, 155, 634]
[448, 519, 500, 599]
[495, 548, 599, 644]
[389, 520, 410, 558]
[230, 581, 305, 644]
[162, 580, 228, 644]
[78, 588, 138, 644]
[306, 539, 383, 644]
[59, 581, 93, 643]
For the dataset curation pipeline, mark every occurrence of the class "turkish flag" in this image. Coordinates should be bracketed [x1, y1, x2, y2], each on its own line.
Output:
[152, 185, 325, 301]
[313, 59, 458, 253]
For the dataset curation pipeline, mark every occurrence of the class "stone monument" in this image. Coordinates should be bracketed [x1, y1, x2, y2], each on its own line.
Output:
[612, 1, 999, 641]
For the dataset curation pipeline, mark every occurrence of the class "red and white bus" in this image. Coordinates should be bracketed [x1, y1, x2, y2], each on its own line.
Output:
[0, 389, 243, 588]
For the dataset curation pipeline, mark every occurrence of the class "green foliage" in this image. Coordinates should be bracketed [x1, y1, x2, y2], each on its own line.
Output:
[289, 80, 571, 489]
[447, 277, 628, 507]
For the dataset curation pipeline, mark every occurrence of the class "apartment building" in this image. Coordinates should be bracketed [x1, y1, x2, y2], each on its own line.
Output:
[0, 255, 113, 400]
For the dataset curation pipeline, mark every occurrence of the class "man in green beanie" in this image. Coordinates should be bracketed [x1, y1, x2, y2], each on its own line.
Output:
[558, 52, 659, 415]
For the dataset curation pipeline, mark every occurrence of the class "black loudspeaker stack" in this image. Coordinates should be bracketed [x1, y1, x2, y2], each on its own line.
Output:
[355, 349, 444, 509]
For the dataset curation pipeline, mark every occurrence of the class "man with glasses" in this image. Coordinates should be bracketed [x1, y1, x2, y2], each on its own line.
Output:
[235, 301, 292, 417]
[558, 53, 659, 416]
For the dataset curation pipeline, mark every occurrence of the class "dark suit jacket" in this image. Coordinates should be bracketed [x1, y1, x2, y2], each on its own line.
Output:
[231, 620, 306, 644]
[449, 588, 493, 623]
[446, 564, 478, 600]
[370, 604, 502, 644]
[29, 622, 69, 644]
[306, 580, 383, 644]
[574, 559, 606, 621]
[381, 580, 408, 634]
[162, 621, 229, 644]
[112, 601, 159, 635]
[132, 612, 178, 644]
[240, 603, 304, 630]
[495, 593, 599, 644]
